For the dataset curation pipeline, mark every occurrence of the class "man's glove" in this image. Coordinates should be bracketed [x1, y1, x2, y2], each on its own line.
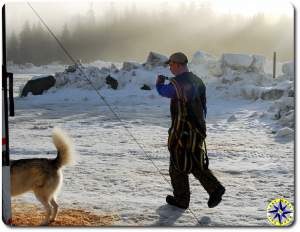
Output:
[156, 75, 169, 84]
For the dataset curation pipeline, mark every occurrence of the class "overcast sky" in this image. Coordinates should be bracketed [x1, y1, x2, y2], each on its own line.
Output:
[4, 0, 294, 63]
[6, 0, 293, 34]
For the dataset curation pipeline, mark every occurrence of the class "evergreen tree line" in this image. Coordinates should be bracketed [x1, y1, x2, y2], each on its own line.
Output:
[7, 3, 293, 65]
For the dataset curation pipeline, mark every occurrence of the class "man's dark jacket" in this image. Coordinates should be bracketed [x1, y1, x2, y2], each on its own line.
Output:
[168, 72, 207, 136]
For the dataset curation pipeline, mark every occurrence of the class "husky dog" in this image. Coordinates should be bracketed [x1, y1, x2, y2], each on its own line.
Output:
[11, 128, 75, 225]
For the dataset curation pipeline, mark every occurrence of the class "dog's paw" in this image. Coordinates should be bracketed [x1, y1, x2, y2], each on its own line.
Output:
[49, 218, 56, 223]
[40, 220, 50, 226]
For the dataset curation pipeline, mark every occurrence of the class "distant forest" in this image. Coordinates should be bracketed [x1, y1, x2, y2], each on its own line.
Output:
[7, 2, 293, 65]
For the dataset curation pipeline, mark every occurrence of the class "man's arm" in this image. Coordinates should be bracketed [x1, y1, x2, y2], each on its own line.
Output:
[156, 76, 176, 98]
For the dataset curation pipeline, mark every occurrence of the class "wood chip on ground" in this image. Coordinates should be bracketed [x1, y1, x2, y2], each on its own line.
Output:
[11, 202, 119, 226]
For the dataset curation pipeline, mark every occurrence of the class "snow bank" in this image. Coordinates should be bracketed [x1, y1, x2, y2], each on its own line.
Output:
[189, 51, 294, 134]
[143, 51, 168, 70]
[221, 53, 266, 73]
[282, 62, 294, 76]
[279, 61, 294, 81]
[189, 51, 223, 77]
[54, 52, 171, 91]
[220, 53, 264, 73]
[251, 55, 266, 73]
[267, 96, 294, 128]
[189, 52, 266, 80]
[16, 50, 294, 135]
[122, 61, 141, 71]
[222, 53, 253, 70]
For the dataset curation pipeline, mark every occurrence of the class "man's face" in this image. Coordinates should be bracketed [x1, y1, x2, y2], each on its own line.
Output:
[169, 62, 181, 75]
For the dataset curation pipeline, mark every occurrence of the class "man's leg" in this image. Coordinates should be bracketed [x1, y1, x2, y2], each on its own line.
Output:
[192, 167, 222, 194]
[168, 160, 190, 208]
[192, 166, 225, 208]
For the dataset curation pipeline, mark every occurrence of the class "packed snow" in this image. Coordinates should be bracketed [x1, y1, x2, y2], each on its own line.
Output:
[8, 50, 294, 226]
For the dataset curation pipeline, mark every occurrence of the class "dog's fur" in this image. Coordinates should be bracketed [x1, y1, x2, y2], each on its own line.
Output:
[10, 128, 75, 225]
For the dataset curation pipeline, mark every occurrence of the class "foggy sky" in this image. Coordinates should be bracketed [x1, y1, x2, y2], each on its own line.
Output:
[5, 0, 294, 64]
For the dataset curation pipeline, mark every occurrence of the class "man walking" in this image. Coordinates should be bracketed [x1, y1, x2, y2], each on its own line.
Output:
[156, 52, 225, 209]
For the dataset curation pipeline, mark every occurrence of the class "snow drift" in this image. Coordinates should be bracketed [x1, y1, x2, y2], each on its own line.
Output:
[16, 51, 294, 137]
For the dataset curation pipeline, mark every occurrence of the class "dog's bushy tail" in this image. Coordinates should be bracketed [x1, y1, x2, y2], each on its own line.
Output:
[52, 127, 75, 168]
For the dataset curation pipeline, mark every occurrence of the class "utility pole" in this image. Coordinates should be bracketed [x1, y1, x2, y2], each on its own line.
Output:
[273, 52, 276, 79]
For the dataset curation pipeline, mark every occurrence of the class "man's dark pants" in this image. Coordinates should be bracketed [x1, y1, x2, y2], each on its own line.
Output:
[169, 154, 223, 207]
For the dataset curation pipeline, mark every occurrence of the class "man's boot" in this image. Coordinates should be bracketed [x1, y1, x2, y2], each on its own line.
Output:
[166, 195, 189, 209]
[208, 186, 225, 208]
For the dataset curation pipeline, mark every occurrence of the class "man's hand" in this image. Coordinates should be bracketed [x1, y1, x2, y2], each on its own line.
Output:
[156, 75, 168, 85]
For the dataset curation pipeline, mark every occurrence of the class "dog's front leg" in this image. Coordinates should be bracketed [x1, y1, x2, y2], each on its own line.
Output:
[34, 193, 53, 226]
[49, 198, 59, 222]
[40, 203, 52, 226]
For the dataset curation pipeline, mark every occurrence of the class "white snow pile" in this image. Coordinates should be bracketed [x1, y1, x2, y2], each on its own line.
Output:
[189, 51, 223, 77]
[189, 52, 294, 136]
[281, 62, 294, 80]
[144, 51, 169, 69]
[17, 50, 294, 137]
[54, 52, 171, 91]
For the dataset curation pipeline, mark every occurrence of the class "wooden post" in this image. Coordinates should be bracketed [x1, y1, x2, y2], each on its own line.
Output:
[273, 52, 276, 79]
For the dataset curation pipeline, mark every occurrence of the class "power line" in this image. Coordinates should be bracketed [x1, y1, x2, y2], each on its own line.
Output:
[26, 2, 202, 225]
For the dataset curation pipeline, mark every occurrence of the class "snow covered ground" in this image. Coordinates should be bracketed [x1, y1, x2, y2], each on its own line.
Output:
[8, 51, 294, 226]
